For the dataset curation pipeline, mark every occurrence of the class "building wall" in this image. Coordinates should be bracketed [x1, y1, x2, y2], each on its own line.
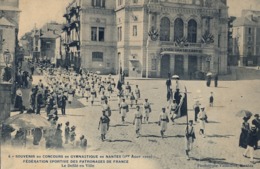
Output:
[79, 0, 116, 74]
[0, 0, 19, 64]
[64, 0, 228, 76]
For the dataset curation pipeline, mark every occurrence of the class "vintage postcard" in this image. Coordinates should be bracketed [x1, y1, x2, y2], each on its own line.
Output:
[0, 0, 260, 169]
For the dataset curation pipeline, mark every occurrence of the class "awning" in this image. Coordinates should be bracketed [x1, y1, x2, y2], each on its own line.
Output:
[160, 51, 204, 55]
[160, 51, 209, 56]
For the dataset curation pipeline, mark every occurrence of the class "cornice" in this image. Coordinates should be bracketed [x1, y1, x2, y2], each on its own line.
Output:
[81, 8, 114, 15]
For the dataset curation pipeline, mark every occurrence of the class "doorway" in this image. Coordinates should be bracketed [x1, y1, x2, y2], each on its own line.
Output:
[160, 54, 170, 78]
[174, 55, 184, 76]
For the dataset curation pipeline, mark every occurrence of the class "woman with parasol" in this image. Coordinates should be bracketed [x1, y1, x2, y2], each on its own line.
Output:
[206, 72, 212, 87]
[239, 116, 251, 149]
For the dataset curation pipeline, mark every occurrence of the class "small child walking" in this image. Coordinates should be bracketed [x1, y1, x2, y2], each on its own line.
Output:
[209, 92, 214, 107]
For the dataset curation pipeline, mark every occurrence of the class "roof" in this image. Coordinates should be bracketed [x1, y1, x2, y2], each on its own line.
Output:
[233, 16, 260, 27]
[41, 22, 63, 35]
[0, 6, 20, 12]
[0, 17, 15, 27]
[40, 31, 59, 39]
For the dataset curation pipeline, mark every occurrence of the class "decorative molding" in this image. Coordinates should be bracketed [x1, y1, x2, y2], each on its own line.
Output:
[81, 8, 114, 15]
[201, 31, 214, 44]
[132, 15, 138, 21]
[148, 5, 219, 17]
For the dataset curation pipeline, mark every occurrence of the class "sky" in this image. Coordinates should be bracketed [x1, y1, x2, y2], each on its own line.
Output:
[18, 0, 260, 38]
[19, 0, 73, 38]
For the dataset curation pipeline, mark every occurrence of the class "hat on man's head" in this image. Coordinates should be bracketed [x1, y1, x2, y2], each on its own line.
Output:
[254, 114, 259, 117]
[80, 135, 85, 140]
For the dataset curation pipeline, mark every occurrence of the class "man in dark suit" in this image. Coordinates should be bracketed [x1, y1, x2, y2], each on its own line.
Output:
[252, 114, 260, 149]
[61, 92, 67, 115]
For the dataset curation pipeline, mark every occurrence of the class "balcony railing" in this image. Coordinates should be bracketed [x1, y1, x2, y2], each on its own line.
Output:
[160, 41, 202, 48]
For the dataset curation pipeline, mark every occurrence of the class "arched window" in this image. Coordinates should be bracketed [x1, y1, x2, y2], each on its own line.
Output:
[187, 19, 197, 43]
[160, 17, 170, 41]
[174, 18, 184, 41]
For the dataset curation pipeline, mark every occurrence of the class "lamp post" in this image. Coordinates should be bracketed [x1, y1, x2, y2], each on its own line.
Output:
[2, 49, 12, 82]
[3, 49, 11, 65]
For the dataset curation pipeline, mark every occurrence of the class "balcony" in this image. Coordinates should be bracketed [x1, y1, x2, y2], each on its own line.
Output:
[160, 41, 202, 48]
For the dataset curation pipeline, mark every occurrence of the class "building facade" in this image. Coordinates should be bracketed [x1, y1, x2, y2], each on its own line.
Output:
[0, 0, 20, 68]
[0, 0, 20, 122]
[63, 0, 228, 77]
[32, 22, 63, 66]
[232, 10, 260, 66]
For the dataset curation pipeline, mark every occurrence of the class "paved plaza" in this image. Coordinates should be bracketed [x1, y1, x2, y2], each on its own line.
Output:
[2, 75, 260, 169]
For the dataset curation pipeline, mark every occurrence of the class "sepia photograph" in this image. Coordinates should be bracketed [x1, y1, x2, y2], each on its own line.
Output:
[0, 0, 260, 168]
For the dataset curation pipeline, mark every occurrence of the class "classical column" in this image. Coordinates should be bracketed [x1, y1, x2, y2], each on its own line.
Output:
[184, 22, 188, 39]
[184, 55, 189, 75]
[170, 54, 175, 74]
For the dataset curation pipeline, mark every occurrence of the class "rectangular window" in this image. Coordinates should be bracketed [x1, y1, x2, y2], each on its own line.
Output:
[92, 0, 105, 7]
[151, 58, 156, 70]
[92, 52, 103, 62]
[96, 0, 101, 7]
[248, 36, 252, 43]
[46, 42, 51, 49]
[91, 27, 97, 41]
[99, 27, 105, 41]
[248, 46, 252, 55]
[133, 25, 137, 36]
[118, 26, 122, 41]
[118, 0, 123, 6]
[248, 27, 252, 34]
[91, 27, 105, 41]
[218, 35, 221, 48]
[133, 0, 138, 3]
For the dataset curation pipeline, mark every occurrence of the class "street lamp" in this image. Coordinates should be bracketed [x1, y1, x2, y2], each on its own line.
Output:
[2, 49, 12, 82]
[3, 49, 11, 66]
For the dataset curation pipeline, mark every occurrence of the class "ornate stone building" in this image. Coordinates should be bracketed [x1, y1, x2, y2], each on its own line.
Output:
[63, 0, 228, 77]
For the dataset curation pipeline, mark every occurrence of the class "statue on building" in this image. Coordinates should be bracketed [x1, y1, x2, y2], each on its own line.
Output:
[148, 26, 159, 41]
[174, 37, 188, 47]
[201, 31, 214, 44]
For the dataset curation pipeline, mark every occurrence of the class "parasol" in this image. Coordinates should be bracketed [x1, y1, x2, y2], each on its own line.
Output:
[206, 72, 213, 76]
[4, 113, 52, 130]
[172, 75, 180, 80]
[236, 110, 253, 118]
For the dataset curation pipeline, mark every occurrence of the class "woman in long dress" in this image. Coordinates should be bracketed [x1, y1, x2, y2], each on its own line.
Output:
[239, 117, 250, 148]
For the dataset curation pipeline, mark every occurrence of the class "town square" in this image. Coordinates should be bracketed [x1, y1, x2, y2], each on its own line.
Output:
[1, 0, 260, 169]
